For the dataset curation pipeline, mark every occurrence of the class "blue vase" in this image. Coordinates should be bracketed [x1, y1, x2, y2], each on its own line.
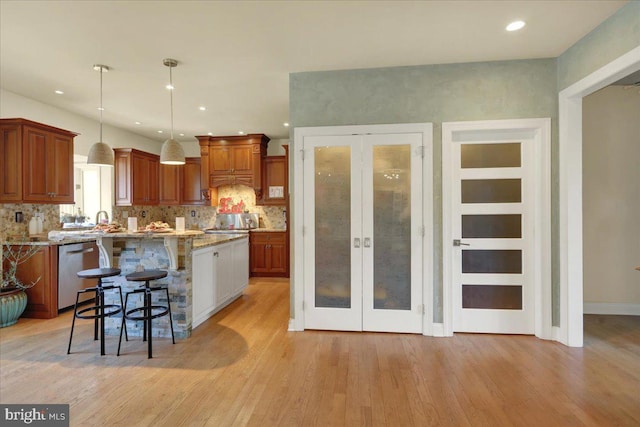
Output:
[0, 289, 28, 327]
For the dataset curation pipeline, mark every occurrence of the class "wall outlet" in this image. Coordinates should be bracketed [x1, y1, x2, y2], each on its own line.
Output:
[122, 211, 129, 218]
[191, 210, 196, 217]
[141, 211, 146, 218]
[15, 211, 23, 223]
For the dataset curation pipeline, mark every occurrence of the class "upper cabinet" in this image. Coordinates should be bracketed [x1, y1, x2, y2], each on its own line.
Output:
[0, 118, 76, 204]
[114, 148, 159, 206]
[159, 157, 206, 206]
[257, 151, 288, 206]
[197, 134, 269, 199]
[116, 148, 205, 207]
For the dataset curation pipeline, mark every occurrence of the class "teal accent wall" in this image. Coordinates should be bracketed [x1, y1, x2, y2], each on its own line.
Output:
[558, 1, 640, 90]
[290, 59, 558, 323]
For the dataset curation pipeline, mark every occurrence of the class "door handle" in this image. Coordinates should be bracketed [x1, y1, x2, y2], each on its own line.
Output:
[354, 238, 361, 248]
[453, 239, 470, 247]
[364, 237, 371, 248]
[68, 247, 95, 255]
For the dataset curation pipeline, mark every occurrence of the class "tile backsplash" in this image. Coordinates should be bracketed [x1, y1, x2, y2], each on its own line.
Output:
[0, 185, 286, 243]
[0, 203, 60, 239]
[111, 185, 286, 230]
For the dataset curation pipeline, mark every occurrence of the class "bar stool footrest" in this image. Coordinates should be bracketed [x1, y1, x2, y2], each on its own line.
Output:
[124, 305, 171, 321]
[76, 304, 123, 320]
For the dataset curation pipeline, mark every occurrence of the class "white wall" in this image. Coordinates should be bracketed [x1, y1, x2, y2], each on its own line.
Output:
[1, 89, 162, 155]
[582, 85, 640, 311]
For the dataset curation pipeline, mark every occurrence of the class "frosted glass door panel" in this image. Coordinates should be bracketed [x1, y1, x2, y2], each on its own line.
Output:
[361, 133, 423, 334]
[372, 145, 411, 310]
[314, 146, 351, 308]
[303, 134, 363, 332]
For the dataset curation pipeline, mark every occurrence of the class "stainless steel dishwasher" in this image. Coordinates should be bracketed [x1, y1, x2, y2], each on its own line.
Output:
[58, 241, 100, 310]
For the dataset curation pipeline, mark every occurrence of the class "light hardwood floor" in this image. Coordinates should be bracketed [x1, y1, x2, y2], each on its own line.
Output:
[1, 278, 639, 426]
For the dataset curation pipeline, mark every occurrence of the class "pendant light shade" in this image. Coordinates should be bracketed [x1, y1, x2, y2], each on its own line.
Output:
[160, 58, 185, 165]
[87, 64, 114, 166]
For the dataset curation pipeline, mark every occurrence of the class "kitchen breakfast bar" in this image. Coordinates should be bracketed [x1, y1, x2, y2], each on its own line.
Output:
[85, 230, 249, 340]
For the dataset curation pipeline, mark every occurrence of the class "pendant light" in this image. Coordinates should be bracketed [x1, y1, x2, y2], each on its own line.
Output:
[160, 58, 185, 165]
[87, 64, 115, 166]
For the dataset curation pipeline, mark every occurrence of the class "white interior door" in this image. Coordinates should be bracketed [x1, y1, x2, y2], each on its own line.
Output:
[361, 134, 423, 333]
[450, 132, 535, 334]
[303, 135, 363, 331]
[303, 133, 423, 333]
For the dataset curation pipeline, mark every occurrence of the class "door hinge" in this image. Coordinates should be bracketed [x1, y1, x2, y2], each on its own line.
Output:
[302, 301, 306, 311]
[420, 226, 425, 237]
[418, 146, 425, 158]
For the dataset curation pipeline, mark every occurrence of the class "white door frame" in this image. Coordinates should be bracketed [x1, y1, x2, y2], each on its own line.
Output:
[558, 46, 640, 347]
[292, 123, 434, 334]
[442, 118, 552, 339]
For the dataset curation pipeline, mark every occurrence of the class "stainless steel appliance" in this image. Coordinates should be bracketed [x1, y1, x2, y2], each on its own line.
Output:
[58, 241, 100, 310]
[204, 213, 259, 235]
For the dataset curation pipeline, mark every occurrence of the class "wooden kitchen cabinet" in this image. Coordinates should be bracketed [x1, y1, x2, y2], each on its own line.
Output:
[3, 244, 59, 319]
[0, 118, 76, 204]
[197, 134, 269, 200]
[250, 231, 288, 277]
[114, 148, 159, 206]
[257, 155, 288, 206]
[159, 157, 206, 206]
[159, 163, 181, 205]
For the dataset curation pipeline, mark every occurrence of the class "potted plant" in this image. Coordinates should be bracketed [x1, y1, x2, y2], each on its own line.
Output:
[1, 238, 42, 327]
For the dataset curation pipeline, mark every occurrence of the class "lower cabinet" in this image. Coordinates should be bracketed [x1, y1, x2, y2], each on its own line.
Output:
[192, 237, 249, 329]
[4, 244, 59, 319]
[250, 231, 288, 277]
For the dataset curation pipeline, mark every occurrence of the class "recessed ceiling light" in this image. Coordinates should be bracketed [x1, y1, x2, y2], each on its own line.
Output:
[157, 130, 163, 134]
[179, 133, 185, 137]
[199, 106, 206, 111]
[207, 132, 213, 136]
[283, 122, 289, 127]
[238, 131, 245, 135]
[135, 121, 142, 125]
[166, 84, 174, 90]
[54, 90, 64, 95]
[506, 20, 526, 32]
[97, 107, 105, 111]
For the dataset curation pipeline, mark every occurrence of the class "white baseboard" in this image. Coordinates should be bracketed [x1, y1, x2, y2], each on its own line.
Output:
[288, 318, 297, 331]
[583, 303, 640, 316]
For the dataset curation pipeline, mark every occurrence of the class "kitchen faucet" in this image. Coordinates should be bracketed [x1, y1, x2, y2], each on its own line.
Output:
[95, 210, 109, 224]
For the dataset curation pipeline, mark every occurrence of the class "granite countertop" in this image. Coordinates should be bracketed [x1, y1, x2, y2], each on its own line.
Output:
[88, 230, 204, 238]
[250, 228, 287, 233]
[3, 235, 99, 246]
[3, 229, 206, 246]
[192, 233, 249, 249]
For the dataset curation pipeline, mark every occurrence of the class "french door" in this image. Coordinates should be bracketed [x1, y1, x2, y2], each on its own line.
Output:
[302, 132, 424, 333]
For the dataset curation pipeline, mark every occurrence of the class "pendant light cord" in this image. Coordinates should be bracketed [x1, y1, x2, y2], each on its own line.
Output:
[169, 65, 174, 140]
[99, 66, 103, 142]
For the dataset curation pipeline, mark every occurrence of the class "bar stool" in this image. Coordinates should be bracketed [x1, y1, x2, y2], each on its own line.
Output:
[118, 270, 175, 358]
[67, 267, 125, 356]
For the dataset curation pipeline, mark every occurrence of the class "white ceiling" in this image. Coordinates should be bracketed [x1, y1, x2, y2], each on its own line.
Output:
[0, 0, 628, 143]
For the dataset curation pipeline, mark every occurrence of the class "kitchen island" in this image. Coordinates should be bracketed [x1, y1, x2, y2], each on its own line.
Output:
[85, 230, 248, 339]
